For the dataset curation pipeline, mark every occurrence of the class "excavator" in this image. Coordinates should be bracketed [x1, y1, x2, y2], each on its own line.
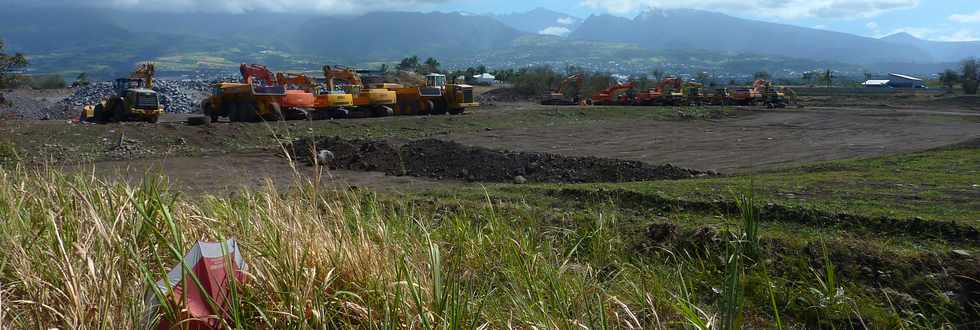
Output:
[82, 63, 164, 123]
[322, 65, 396, 117]
[375, 73, 478, 115]
[636, 77, 684, 106]
[683, 82, 706, 106]
[276, 72, 353, 119]
[203, 64, 298, 122]
[591, 82, 635, 106]
[541, 74, 584, 105]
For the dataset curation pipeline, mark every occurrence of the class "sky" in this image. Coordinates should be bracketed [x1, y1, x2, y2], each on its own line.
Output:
[10, 0, 980, 42]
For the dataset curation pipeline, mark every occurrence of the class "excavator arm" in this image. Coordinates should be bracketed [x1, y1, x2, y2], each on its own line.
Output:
[653, 77, 683, 95]
[555, 74, 584, 95]
[130, 63, 155, 89]
[275, 72, 317, 92]
[323, 65, 364, 91]
[240, 64, 278, 86]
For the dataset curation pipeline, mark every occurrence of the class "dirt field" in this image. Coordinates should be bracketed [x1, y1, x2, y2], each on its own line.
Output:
[447, 105, 980, 173]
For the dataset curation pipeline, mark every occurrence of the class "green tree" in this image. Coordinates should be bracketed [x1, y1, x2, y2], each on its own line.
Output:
[397, 55, 420, 72]
[695, 71, 710, 84]
[822, 69, 834, 87]
[476, 65, 488, 74]
[961, 58, 979, 94]
[0, 39, 28, 90]
[939, 69, 960, 92]
[423, 57, 441, 74]
[73, 72, 90, 87]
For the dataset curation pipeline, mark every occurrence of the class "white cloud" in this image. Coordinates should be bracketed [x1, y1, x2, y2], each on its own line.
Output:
[935, 29, 980, 42]
[557, 17, 577, 25]
[580, 0, 919, 19]
[866, 22, 878, 30]
[539, 26, 572, 36]
[949, 10, 980, 23]
[15, 0, 449, 14]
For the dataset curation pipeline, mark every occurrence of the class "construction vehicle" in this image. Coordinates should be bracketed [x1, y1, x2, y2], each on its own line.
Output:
[377, 73, 478, 115]
[708, 88, 732, 106]
[752, 79, 787, 108]
[636, 77, 684, 106]
[82, 63, 164, 123]
[202, 64, 297, 122]
[541, 74, 584, 105]
[683, 82, 706, 106]
[322, 65, 396, 117]
[591, 82, 635, 106]
[729, 87, 758, 106]
[276, 72, 353, 119]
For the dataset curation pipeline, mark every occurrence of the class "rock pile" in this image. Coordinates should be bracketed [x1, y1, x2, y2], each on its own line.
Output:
[57, 79, 219, 115]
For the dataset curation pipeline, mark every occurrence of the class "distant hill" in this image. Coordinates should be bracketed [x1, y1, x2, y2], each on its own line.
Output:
[880, 32, 980, 63]
[569, 9, 933, 65]
[493, 8, 582, 36]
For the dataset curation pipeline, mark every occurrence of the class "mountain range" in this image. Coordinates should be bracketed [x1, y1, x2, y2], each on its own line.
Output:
[0, 4, 974, 78]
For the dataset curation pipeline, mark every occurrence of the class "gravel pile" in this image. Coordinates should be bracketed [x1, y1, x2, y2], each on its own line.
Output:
[59, 79, 216, 114]
[292, 137, 717, 184]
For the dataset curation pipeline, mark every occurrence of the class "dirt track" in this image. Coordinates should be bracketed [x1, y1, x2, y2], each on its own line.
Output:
[448, 106, 980, 172]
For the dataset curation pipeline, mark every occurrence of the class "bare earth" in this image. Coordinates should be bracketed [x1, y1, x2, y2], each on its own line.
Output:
[449, 107, 980, 173]
[51, 103, 980, 193]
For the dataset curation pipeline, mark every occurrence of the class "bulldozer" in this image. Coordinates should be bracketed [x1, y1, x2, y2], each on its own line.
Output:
[82, 63, 164, 123]
[375, 73, 478, 115]
[276, 72, 354, 119]
[540, 74, 584, 106]
[202, 64, 315, 122]
[322, 65, 396, 118]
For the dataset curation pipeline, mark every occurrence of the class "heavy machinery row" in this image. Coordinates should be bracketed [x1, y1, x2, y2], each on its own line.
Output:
[541, 74, 795, 108]
[82, 63, 479, 123]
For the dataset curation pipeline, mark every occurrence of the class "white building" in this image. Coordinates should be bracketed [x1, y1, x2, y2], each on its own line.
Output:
[472, 73, 496, 85]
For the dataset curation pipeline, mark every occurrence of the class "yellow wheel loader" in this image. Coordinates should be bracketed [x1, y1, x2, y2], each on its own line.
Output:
[377, 73, 478, 116]
[81, 63, 164, 123]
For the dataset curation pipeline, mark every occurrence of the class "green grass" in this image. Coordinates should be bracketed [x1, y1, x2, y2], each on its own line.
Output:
[0, 166, 974, 328]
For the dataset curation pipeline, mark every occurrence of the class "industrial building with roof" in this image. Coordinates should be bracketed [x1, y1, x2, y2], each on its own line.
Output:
[862, 73, 927, 88]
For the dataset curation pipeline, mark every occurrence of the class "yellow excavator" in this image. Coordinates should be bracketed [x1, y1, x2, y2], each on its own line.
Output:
[82, 63, 164, 123]
[323, 65, 397, 117]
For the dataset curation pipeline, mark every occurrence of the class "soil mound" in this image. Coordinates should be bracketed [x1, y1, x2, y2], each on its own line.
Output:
[291, 137, 715, 183]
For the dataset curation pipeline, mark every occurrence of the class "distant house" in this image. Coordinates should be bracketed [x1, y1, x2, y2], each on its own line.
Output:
[886, 73, 926, 88]
[862, 73, 927, 89]
[472, 73, 496, 85]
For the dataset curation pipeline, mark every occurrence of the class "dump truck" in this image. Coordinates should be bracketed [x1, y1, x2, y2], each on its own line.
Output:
[591, 82, 635, 106]
[276, 72, 354, 119]
[541, 74, 584, 105]
[377, 73, 478, 115]
[323, 65, 396, 117]
[82, 63, 164, 123]
[202, 64, 312, 122]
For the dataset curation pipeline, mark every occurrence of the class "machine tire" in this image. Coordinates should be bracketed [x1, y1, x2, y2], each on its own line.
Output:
[449, 108, 464, 115]
[110, 98, 128, 122]
[330, 108, 350, 119]
[431, 100, 448, 115]
[146, 115, 159, 123]
[202, 100, 220, 122]
[187, 116, 211, 126]
[93, 103, 109, 123]
[373, 106, 394, 117]
[228, 102, 241, 122]
[268, 103, 284, 121]
[240, 102, 259, 122]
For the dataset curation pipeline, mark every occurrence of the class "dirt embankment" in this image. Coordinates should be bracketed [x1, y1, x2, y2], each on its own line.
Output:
[291, 137, 716, 184]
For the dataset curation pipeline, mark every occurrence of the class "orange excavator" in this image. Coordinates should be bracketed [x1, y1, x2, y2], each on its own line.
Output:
[591, 82, 635, 106]
[276, 72, 353, 119]
[203, 64, 291, 122]
[323, 65, 397, 117]
[636, 77, 684, 106]
[541, 74, 585, 105]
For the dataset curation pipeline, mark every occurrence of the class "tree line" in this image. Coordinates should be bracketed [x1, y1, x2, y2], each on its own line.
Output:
[938, 58, 980, 94]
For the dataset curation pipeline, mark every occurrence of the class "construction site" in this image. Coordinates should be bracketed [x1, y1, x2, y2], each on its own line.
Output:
[1, 54, 980, 330]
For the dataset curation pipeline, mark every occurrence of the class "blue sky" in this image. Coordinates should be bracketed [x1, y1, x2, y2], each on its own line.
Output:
[433, 0, 980, 42]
